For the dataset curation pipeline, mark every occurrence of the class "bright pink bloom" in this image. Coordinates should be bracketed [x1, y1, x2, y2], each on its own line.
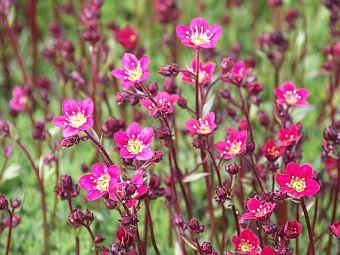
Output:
[114, 122, 154, 160]
[10, 86, 27, 111]
[215, 129, 247, 159]
[283, 220, 302, 238]
[223, 61, 253, 84]
[330, 221, 340, 239]
[185, 112, 216, 136]
[277, 124, 299, 147]
[115, 26, 138, 51]
[140, 91, 178, 117]
[274, 81, 309, 106]
[79, 163, 120, 201]
[260, 246, 275, 255]
[181, 58, 216, 85]
[175, 17, 222, 48]
[232, 228, 259, 255]
[276, 162, 320, 198]
[109, 170, 148, 207]
[52, 98, 94, 138]
[111, 53, 150, 87]
[261, 139, 285, 161]
[241, 198, 276, 221]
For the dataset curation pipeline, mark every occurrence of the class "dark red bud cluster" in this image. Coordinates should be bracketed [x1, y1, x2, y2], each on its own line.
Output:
[54, 175, 79, 199]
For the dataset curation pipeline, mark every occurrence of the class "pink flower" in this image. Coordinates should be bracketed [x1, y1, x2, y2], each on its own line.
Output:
[283, 220, 302, 238]
[330, 221, 340, 239]
[52, 98, 94, 138]
[140, 91, 179, 117]
[276, 162, 320, 198]
[215, 129, 247, 159]
[274, 81, 309, 106]
[115, 26, 138, 51]
[223, 61, 253, 84]
[111, 53, 150, 87]
[277, 124, 299, 147]
[109, 170, 148, 207]
[261, 139, 285, 161]
[260, 246, 275, 255]
[241, 198, 276, 221]
[232, 228, 259, 255]
[10, 86, 27, 111]
[185, 112, 216, 136]
[79, 163, 120, 201]
[176, 17, 222, 48]
[114, 122, 154, 160]
[181, 58, 216, 85]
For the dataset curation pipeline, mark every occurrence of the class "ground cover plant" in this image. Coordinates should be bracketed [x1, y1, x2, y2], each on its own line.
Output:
[0, 0, 339, 254]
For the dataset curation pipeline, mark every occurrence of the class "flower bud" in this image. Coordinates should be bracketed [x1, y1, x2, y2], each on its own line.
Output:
[225, 163, 240, 175]
[0, 194, 8, 210]
[158, 64, 179, 77]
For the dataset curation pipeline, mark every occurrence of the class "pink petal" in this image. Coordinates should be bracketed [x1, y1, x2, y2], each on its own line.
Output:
[62, 126, 78, 138]
[136, 148, 154, 160]
[108, 165, 121, 179]
[120, 147, 134, 159]
[140, 127, 154, 146]
[215, 141, 228, 152]
[62, 98, 79, 116]
[304, 180, 320, 197]
[286, 162, 301, 177]
[189, 17, 209, 31]
[87, 190, 104, 201]
[175, 25, 189, 39]
[114, 131, 128, 147]
[140, 55, 150, 70]
[79, 118, 93, 131]
[140, 70, 151, 81]
[276, 173, 291, 188]
[241, 212, 256, 220]
[122, 53, 138, 70]
[282, 81, 296, 92]
[80, 98, 94, 116]
[126, 122, 142, 136]
[52, 116, 67, 128]
[111, 68, 126, 79]
[12, 86, 24, 97]
[91, 163, 106, 178]
[79, 174, 96, 190]
[300, 163, 313, 180]
[247, 198, 261, 211]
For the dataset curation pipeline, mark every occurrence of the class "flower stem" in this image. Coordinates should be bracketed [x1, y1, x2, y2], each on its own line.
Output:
[300, 198, 315, 255]
[145, 199, 161, 255]
[5, 209, 13, 255]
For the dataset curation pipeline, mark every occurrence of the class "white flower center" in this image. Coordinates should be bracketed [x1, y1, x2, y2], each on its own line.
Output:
[125, 62, 143, 82]
[186, 26, 213, 46]
[68, 113, 87, 128]
[229, 141, 242, 155]
[127, 139, 144, 154]
[96, 173, 110, 191]
[284, 90, 300, 105]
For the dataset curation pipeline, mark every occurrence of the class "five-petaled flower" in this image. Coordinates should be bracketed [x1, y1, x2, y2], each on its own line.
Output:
[276, 162, 320, 198]
[277, 124, 299, 147]
[185, 112, 216, 136]
[109, 170, 148, 207]
[111, 53, 150, 87]
[215, 129, 247, 159]
[232, 228, 259, 255]
[10, 86, 27, 111]
[52, 98, 94, 138]
[223, 61, 253, 84]
[181, 58, 216, 85]
[140, 91, 179, 117]
[274, 81, 309, 106]
[114, 26, 138, 52]
[261, 139, 285, 161]
[283, 220, 302, 238]
[79, 163, 120, 201]
[241, 198, 276, 221]
[176, 17, 222, 48]
[114, 122, 154, 160]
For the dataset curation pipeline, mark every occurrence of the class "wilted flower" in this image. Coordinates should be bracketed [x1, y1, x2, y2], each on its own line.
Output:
[232, 228, 259, 255]
[185, 112, 216, 136]
[181, 58, 215, 85]
[116, 226, 133, 248]
[114, 122, 154, 160]
[79, 163, 120, 201]
[241, 198, 276, 221]
[52, 98, 94, 137]
[276, 162, 320, 198]
[140, 91, 179, 117]
[215, 129, 247, 159]
[102, 117, 125, 137]
[283, 220, 302, 238]
[111, 53, 150, 87]
[274, 82, 309, 107]
[68, 209, 84, 228]
[176, 17, 222, 48]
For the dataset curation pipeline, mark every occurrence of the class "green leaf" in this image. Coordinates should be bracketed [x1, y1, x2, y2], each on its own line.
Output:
[183, 172, 210, 183]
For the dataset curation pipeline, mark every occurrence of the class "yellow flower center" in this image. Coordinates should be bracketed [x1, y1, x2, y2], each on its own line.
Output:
[69, 113, 87, 128]
[284, 90, 300, 105]
[186, 26, 212, 46]
[198, 124, 211, 134]
[96, 173, 110, 191]
[229, 141, 242, 155]
[130, 34, 136, 42]
[125, 62, 143, 82]
[198, 71, 207, 84]
[239, 241, 252, 252]
[289, 177, 306, 192]
[127, 139, 144, 154]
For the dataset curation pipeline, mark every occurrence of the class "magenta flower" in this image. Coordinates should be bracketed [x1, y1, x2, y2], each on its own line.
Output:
[10, 86, 27, 111]
[223, 61, 253, 84]
[111, 53, 150, 88]
[140, 91, 179, 117]
[277, 124, 299, 147]
[114, 122, 154, 160]
[276, 162, 320, 198]
[330, 221, 340, 239]
[274, 81, 309, 106]
[109, 170, 148, 208]
[79, 163, 120, 201]
[175, 17, 222, 48]
[232, 228, 259, 255]
[215, 129, 247, 159]
[283, 220, 302, 238]
[181, 58, 216, 85]
[52, 98, 94, 138]
[241, 198, 276, 221]
[261, 139, 285, 161]
[260, 246, 275, 255]
[185, 112, 216, 136]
